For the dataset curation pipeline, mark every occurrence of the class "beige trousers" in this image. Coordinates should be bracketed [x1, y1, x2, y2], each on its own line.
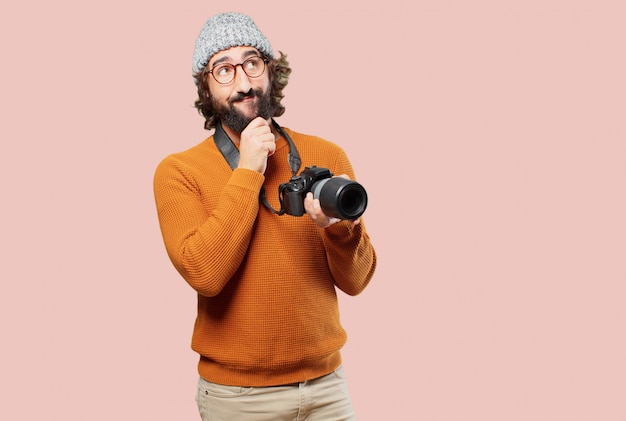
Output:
[196, 366, 356, 421]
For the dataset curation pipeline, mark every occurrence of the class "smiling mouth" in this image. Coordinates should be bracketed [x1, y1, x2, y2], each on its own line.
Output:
[233, 98, 256, 111]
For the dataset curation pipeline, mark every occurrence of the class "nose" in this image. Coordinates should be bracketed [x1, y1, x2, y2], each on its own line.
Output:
[232, 63, 252, 92]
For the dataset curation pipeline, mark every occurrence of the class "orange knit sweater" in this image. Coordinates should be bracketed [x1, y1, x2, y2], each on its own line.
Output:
[154, 126, 377, 386]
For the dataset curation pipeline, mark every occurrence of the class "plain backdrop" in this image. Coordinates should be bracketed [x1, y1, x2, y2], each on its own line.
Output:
[1, 1, 625, 420]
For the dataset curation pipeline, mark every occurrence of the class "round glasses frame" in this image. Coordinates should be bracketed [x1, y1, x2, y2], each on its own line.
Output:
[208, 56, 269, 85]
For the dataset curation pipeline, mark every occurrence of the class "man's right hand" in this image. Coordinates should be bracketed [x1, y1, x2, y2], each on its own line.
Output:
[237, 117, 276, 174]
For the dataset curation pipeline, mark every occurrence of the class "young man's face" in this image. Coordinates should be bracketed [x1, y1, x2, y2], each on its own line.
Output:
[207, 46, 273, 133]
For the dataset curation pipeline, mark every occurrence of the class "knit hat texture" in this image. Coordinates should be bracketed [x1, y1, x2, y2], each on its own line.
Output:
[192, 12, 274, 74]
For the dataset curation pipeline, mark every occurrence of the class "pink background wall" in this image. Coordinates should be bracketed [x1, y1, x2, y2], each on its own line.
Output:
[1, 1, 625, 419]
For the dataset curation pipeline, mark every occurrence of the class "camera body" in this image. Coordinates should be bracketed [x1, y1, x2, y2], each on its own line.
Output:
[278, 166, 368, 220]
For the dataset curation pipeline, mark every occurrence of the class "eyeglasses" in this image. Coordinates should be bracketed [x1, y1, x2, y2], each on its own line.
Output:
[208, 56, 268, 85]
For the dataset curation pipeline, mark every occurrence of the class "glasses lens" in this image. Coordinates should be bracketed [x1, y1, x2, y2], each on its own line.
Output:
[243, 57, 265, 78]
[212, 64, 235, 84]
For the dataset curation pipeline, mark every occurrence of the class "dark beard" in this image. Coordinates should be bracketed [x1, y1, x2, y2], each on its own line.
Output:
[213, 88, 274, 134]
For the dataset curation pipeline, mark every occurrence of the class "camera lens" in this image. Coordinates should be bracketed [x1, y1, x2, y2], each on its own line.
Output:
[311, 177, 368, 220]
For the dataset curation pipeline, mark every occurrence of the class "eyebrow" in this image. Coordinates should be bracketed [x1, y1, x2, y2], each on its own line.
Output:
[211, 49, 261, 67]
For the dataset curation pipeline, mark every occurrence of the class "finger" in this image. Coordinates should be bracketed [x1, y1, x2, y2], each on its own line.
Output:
[247, 125, 272, 141]
[304, 194, 324, 220]
[266, 140, 277, 156]
[246, 116, 270, 130]
[303, 192, 315, 216]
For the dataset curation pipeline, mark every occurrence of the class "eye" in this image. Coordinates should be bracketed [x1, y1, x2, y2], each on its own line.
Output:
[244, 57, 261, 70]
[214, 64, 234, 77]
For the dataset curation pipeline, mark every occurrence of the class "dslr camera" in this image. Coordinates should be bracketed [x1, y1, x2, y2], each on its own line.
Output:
[278, 166, 368, 220]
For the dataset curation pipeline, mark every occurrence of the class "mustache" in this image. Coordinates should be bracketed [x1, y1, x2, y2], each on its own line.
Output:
[229, 89, 263, 104]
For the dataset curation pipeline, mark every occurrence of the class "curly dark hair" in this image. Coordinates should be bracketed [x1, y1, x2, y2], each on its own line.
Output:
[193, 52, 292, 130]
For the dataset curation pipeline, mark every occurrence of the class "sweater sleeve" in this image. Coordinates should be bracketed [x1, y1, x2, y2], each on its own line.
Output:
[322, 147, 377, 296]
[323, 220, 377, 295]
[154, 155, 265, 296]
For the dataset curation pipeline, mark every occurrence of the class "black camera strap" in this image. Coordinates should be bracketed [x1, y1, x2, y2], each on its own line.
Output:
[213, 119, 301, 215]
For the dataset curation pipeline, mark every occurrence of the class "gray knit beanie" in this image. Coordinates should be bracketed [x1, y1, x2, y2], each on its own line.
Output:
[192, 12, 274, 74]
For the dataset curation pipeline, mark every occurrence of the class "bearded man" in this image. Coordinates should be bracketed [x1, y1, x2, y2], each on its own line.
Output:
[153, 12, 377, 421]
